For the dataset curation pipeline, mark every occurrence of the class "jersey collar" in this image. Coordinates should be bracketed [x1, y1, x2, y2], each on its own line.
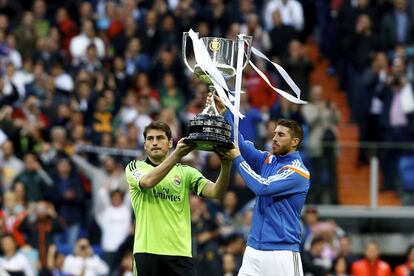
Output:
[145, 158, 158, 167]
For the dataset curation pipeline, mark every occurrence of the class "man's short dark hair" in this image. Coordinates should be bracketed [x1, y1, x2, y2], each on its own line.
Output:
[310, 236, 325, 247]
[143, 121, 172, 140]
[276, 119, 303, 146]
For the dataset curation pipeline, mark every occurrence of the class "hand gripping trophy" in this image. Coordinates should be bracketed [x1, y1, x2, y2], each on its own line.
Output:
[182, 30, 252, 151]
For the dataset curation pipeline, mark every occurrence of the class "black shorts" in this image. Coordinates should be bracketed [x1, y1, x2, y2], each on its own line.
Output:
[134, 253, 194, 276]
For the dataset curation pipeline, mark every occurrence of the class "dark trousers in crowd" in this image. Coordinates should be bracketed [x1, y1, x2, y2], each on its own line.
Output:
[308, 148, 338, 204]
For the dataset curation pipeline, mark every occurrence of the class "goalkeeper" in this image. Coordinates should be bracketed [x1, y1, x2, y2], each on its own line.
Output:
[125, 120, 233, 276]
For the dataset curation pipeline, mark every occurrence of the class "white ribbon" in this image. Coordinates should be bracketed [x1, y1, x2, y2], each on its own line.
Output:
[249, 47, 307, 105]
[233, 34, 246, 146]
[186, 29, 307, 147]
[188, 29, 244, 118]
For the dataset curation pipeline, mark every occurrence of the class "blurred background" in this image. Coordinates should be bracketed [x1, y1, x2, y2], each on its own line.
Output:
[0, 0, 413, 275]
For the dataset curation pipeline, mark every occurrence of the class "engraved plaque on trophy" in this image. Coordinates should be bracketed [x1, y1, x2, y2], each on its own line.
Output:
[182, 32, 252, 151]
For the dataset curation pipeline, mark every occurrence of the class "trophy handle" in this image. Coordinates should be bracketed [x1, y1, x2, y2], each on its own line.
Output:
[239, 35, 253, 69]
[182, 32, 195, 73]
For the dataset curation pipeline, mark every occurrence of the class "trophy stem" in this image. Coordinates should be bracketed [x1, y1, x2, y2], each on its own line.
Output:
[201, 85, 220, 115]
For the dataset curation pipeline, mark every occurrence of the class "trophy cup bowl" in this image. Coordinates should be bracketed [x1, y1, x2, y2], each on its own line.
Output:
[182, 33, 252, 151]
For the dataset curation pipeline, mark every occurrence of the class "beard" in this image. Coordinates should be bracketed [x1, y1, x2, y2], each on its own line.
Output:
[273, 144, 290, 156]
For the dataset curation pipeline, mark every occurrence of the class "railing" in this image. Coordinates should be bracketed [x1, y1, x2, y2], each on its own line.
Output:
[308, 140, 414, 207]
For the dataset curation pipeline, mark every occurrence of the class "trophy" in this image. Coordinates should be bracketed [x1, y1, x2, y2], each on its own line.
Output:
[182, 32, 252, 151]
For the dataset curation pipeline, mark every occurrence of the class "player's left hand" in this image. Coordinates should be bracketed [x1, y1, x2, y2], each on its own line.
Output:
[215, 144, 240, 162]
[174, 138, 196, 159]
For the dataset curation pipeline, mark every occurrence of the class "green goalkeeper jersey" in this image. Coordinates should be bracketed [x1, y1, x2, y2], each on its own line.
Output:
[125, 159, 209, 257]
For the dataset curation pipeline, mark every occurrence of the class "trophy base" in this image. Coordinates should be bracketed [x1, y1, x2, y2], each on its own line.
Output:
[184, 134, 233, 151]
[186, 114, 233, 151]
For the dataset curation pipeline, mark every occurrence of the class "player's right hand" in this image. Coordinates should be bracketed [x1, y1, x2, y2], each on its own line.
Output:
[206, 92, 226, 114]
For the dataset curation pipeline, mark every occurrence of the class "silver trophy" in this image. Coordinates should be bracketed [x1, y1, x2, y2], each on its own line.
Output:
[182, 32, 252, 151]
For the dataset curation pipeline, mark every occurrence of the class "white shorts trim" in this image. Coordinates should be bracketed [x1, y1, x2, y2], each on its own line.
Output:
[238, 246, 304, 276]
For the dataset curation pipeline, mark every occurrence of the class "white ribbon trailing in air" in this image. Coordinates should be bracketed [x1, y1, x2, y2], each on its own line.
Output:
[186, 29, 307, 147]
[188, 29, 244, 118]
[249, 47, 308, 105]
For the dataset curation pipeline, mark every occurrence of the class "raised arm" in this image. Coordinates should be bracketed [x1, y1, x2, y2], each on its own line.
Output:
[208, 93, 268, 172]
[234, 155, 309, 196]
[200, 157, 232, 199]
[71, 154, 99, 179]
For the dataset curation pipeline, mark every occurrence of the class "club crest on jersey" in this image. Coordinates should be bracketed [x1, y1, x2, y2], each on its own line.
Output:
[132, 170, 143, 180]
[173, 175, 181, 186]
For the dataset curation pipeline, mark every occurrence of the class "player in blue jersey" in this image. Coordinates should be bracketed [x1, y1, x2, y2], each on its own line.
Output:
[211, 93, 310, 276]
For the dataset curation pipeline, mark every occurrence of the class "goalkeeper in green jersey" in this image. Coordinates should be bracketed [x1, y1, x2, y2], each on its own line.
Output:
[125, 120, 233, 276]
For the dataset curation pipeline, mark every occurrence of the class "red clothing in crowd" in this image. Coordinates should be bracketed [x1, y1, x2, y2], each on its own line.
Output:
[394, 261, 414, 276]
[0, 210, 26, 246]
[351, 258, 392, 276]
[243, 71, 278, 109]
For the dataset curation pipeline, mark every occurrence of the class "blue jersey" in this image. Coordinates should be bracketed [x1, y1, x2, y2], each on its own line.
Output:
[226, 112, 310, 251]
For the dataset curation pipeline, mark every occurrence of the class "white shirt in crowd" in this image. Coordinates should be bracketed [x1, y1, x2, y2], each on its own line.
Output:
[69, 34, 105, 64]
[264, 0, 304, 31]
[0, 253, 35, 276]
[62, 254, 109, 276]
[96, 187, 132, 252]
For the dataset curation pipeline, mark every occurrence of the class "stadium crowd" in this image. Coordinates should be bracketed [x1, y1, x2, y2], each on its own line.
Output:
[0, 0, 413, 275]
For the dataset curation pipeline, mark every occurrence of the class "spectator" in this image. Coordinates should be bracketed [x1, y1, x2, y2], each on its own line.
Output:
[267, 9, 298, 61]
[46, 244, 69, 276]
[55, 8, 78, 56]
[13, 12, 37, 59]
[380, 0, 414, 52]
[18, 201, 64, 273]
[191, 195, 221, 276]
[263, 0, 304, 32]
[69, 19, 105, 65]
[238, 92, 265, 143]
[270, 97, 304, 125]
[62, 237, 109, 276]
[394, 244, 414, 276]
[159, 72, 185, 115]
[50, 158, 85, 248]
[329, 255, 350, 276]
[0, 191, 26, 246]
[243, 64, 278, 110]
[302, 85, 341, 204]
[76, 44, 103, 74]
[222, 233, 245, 273]
[69, 153, 127, 215]
[356, 51, 389, 165]
[343, 13, 379, 121]
[215, 191, 239, 238]
[158, 107, 181, 142]
[138, 10, 160, 57]
[124, 37, 151, 76]
[334, 235, 359, 272]
[51, 60, 74, 95]
[32, 0, 50, 38]
[112, 251, 134, 276]
[13, 153, 53, 203]
[95, 187, 131, 273]
[283, 40, 314, 101]
[222, 253, 237, 276]
[351, 241, 392, 276]
[0, 234, 35, 276]
[301, 236, 330, 276]
[378, 56, 414, 191]
[240, 13, 270, 54]
[1, 140, 24, 191]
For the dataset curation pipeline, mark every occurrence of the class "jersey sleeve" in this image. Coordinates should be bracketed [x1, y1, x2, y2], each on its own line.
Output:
[185, 166, 209, 197]
[233, 155, 310, 196]
[224, 110, 268, 173]
[125, 160, 145, 192]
